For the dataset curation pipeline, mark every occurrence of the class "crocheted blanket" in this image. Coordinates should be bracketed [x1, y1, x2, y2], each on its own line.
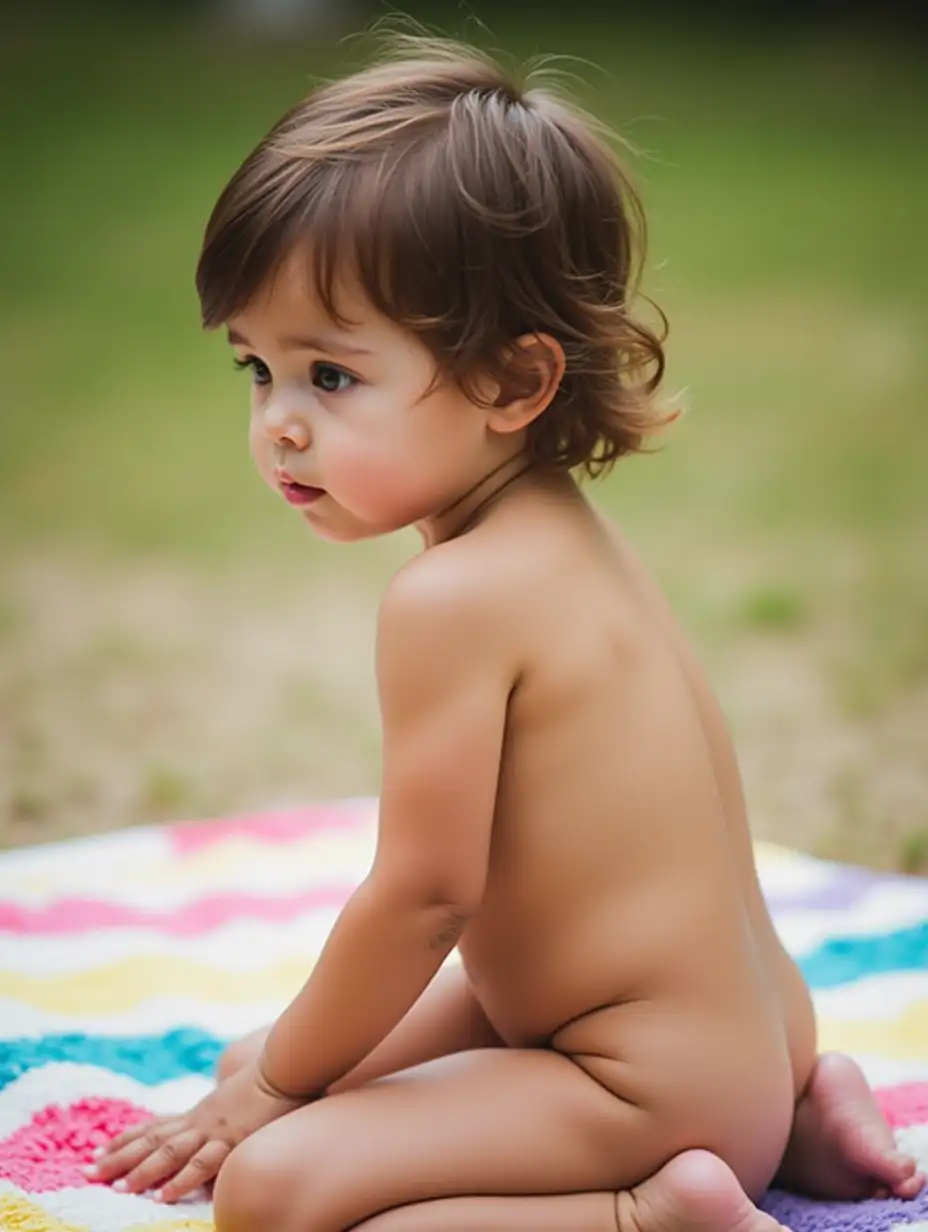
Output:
[1, 799, 926, 1231]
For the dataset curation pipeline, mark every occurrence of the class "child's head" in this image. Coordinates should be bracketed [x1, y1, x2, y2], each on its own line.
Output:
[196, 36, 668, 542]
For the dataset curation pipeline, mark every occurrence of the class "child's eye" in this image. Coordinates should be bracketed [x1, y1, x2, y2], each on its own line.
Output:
[233, 355, 271, 386]
[312, 362, 357, 394]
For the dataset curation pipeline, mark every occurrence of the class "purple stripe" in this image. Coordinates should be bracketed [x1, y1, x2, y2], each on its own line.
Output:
[763, 1183, 928, 1231]
[762, 864, 912, 912]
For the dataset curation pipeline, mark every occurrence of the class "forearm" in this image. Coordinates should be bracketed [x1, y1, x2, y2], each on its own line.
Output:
[259, 876, 467, 1098]
[327, 965, 503, 1094]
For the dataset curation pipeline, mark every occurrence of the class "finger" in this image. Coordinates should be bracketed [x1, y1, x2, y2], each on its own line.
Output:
[94, 1118, 165, 1158]
[119, 1129, 206, 1196]
[91, 1122, 180, 1183]
[156, 1141, 231, 1204]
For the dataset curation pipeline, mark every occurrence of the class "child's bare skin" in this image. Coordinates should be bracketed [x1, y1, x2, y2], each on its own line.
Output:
[88, 39, 924, 1232]
[777, 1053, 924, 1201]
[217, 1005, 923, 1205]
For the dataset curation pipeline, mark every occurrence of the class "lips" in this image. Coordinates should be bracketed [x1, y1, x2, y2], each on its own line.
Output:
[279, 480, 325, 506]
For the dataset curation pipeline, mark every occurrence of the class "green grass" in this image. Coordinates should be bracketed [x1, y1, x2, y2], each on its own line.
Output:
[1, 6, 926, 861]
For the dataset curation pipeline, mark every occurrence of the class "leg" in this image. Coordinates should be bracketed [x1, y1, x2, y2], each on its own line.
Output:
[775, 1052, 925, 1200]
[354, 1152, 786, 1232]
[216, 964, 501, 1089]
[212, 1048, 785, 1232]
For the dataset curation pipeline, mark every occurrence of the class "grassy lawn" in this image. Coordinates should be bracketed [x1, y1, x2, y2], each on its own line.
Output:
[1, 6, 926, 867]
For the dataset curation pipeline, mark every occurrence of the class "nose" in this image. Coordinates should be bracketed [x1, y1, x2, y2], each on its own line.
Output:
[263, 392, 310, 451]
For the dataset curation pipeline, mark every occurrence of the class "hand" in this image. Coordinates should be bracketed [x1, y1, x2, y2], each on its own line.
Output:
[86, 1060, 303, 1204]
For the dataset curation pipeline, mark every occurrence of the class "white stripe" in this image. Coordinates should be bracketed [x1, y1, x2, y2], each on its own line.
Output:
[774, 880, 928, 955]
[0, 913, 341, 975]
[0, 997, 283, 1038]
[852, 1055, 928, 1086]
[757, 857, 845, 898]
[0, 825, 165, 872]
[0, 828, 167, 891]
[0, 1178, 212, 1227]
[812, 971, 928, 1019]
[895, 1125, 928, 1172]
[0, 831, 372, 910]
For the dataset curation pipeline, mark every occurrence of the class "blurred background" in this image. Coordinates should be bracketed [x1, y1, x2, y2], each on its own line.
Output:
[1, 0, 925, 868]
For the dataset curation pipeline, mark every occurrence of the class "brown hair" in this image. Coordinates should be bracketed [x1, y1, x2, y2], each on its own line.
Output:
[195, 34, 670, 476]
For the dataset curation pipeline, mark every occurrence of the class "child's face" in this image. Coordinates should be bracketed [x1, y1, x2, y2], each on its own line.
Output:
[227, 254, 498, 543]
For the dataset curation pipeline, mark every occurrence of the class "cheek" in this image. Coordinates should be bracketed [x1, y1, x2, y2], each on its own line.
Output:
[329, 436, 405, 497]
[324, 427, 428, 516]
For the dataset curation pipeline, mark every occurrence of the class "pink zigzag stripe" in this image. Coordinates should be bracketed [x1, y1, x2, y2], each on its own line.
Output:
[0, 885, 354, 936]
[168, 804, 371, 853]
[0, 1097, 151, 1193]
[875, 1081, 928, 1128]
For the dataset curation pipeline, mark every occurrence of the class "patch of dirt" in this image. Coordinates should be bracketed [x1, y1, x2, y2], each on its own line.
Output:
[715, 637, 928, 871]
[2, 553, 926, 871]
[0, 554, 382, 848]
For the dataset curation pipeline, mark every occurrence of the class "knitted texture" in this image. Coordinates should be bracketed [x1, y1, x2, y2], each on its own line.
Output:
[1, 800, 926, 1230]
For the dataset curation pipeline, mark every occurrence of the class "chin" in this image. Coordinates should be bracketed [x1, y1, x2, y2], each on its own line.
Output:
[307, 504, 424, 543]
[301, 516, 385, 545]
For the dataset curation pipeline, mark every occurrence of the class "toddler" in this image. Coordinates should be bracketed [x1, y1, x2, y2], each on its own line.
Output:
[90, 34, 923, 1232]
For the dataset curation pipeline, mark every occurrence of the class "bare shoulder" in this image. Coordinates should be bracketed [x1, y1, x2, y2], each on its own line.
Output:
[376, 536, 523, 686]
[380, 534, 517, 634]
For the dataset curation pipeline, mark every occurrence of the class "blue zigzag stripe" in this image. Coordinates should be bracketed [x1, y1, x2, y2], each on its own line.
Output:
[798, 920, 928, 989]
[0, 1028, 225, 1092]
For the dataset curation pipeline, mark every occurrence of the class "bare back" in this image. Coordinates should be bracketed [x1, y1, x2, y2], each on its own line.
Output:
[455, 476, 816, 1136]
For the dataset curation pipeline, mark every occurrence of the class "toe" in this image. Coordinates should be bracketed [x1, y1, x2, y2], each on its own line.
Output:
[861, 1138, 916, 1186]
[893, 1170, 926, 1201]
[888, 1149, 917, 1179]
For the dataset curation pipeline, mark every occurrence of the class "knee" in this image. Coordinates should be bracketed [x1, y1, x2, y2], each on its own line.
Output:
[213, 1122, 353, 1232]
[213, 1132, 298, 1232]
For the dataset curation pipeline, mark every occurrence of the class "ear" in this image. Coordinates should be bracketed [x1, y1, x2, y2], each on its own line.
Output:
[485, 333, 566, 436]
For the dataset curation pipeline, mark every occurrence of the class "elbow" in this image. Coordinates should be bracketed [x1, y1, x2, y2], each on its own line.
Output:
[407, 892, 479, 947]
[364, 872, 480, 945]
[426, 903, 473, 950]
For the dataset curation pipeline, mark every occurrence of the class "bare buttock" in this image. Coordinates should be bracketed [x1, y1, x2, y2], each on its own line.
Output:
[549, 1000, 796, 1199]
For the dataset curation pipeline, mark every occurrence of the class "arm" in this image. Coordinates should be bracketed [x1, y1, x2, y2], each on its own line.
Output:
[259, 557, 512, 1099]
[328, 966, 503, 1094]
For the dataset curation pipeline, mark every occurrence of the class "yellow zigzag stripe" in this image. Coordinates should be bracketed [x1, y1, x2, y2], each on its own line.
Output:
[753, 841, 808, 868]
[0, 1195, 213, 1232]
[0, 954, 311, 1014]
[0, 948, 459, 1016]
[0, 1193, 86, 1232]
[134, 830, 373, 888]
[818, 1003, 928, 1062]
[1, 950, 926, 1061]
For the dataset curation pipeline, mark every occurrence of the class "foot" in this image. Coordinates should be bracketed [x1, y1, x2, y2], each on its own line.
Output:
[775, 1052, 925, 1201]
[617, 1150, 787, 1232]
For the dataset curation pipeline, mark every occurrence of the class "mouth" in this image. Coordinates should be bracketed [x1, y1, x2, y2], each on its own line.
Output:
[279, 480, 326, 507]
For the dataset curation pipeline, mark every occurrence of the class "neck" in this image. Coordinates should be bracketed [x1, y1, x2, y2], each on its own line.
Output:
[418, 452, 534, 547]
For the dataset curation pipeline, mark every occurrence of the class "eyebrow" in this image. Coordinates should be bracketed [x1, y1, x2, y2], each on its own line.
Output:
[226, 328, 372, 357]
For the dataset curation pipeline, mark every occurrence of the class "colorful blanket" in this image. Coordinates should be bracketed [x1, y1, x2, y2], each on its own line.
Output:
[0, 799, 926, 1231]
